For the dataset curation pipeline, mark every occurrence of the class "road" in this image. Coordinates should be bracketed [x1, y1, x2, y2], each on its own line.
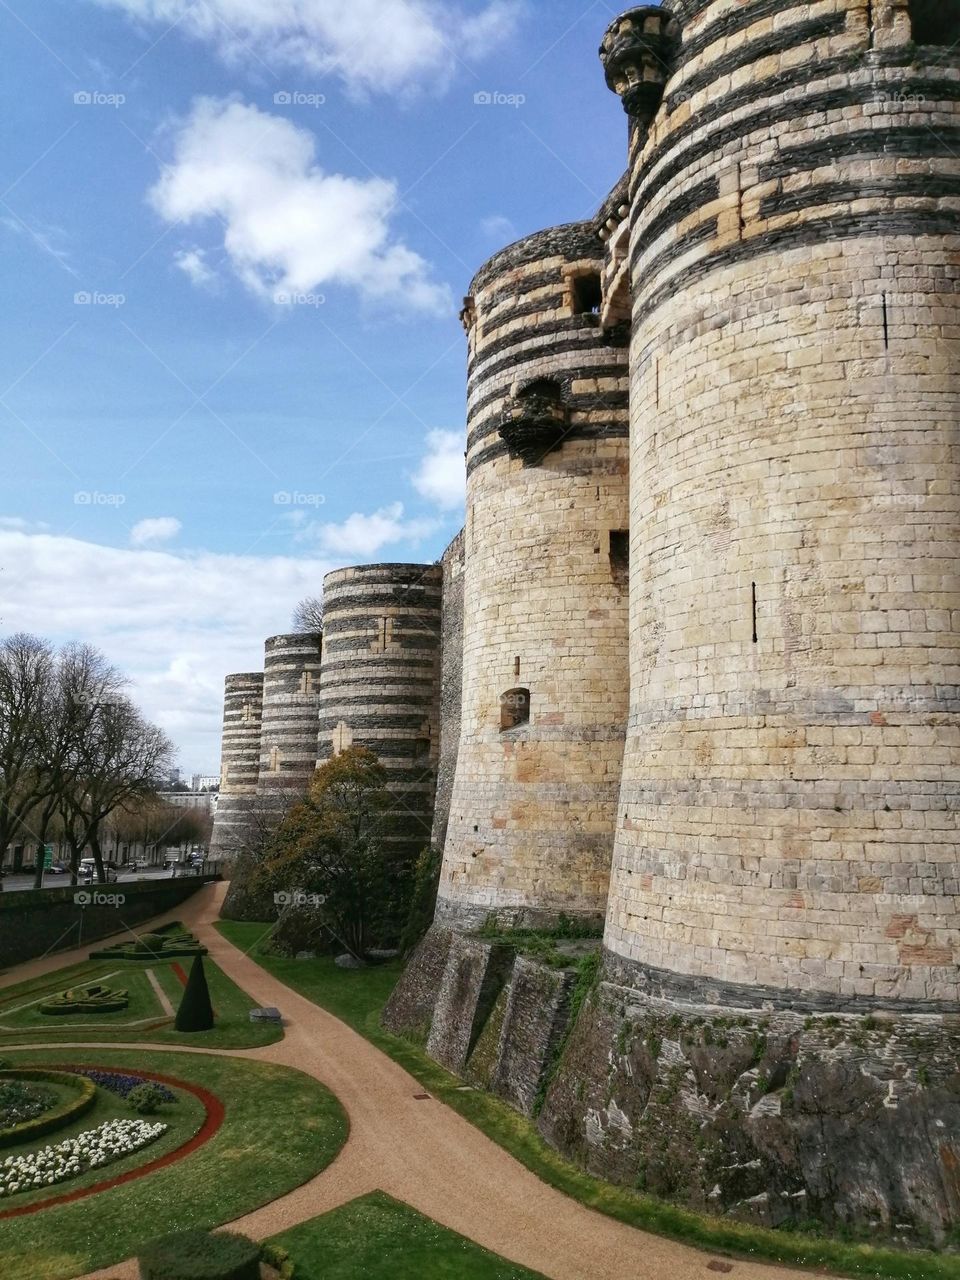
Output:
[0, 867, 204, 892]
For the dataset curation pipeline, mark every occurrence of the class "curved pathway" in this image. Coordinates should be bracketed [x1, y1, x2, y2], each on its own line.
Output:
[3, 885, 842, 1280]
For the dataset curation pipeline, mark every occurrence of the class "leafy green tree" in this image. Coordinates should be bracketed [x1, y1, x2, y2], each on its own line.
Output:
[255, 747, 409, 960]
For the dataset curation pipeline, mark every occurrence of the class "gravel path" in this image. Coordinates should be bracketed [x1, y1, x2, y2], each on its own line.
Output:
[4, 884, 842, 1280]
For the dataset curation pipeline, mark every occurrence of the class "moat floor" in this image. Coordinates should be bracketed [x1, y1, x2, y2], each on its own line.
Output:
[2, 884, 843, 1280]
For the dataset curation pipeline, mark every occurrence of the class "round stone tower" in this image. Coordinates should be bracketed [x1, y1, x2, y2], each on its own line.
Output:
[209, 671, 263, 857]
[535, 0, 960, 1237]
[602, 0, 960, 1008]
[435, 221, 631, 930]
[317, 563, 443, 867]
[257, 632, 323, 805]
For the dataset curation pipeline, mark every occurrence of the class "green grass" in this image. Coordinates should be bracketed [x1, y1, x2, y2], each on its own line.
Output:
[0, 951, 281, 1050]
[0, 1047, 349, 1280]
[268, 1191, 546, 1279]
[217, 920, 960, 1280]
[0, 1068, 205, 1210]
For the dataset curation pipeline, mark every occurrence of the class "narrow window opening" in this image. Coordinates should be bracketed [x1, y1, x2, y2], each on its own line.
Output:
[571, 273, 602, 316]
[909, 0, 959, 44]
[751, 582, 758, 644]
[500, 687, 530, 732]
[413, 737, 431, 762]
[882, 292, 889, 349]
[866, 0, 875, 45]
[610, 530, 630, 588]
[513, 655, 521, 680]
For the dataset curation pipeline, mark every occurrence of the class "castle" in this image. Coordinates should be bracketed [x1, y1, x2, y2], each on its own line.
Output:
[212, 0, 960, 1240]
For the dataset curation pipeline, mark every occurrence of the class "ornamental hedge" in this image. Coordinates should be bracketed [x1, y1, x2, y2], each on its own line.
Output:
[0, 1069, 97, 1149]
[90, 925, 207, 962]
[137, 1229, 261, 1280]
[39, 983, 129, 1016]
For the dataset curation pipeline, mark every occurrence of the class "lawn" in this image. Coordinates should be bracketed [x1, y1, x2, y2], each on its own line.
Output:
[268, 1191, 546, 1279]
[0, 1047, 348, 1280]
[217, 920, 960, 1280]
[0, 943, 281, 1050]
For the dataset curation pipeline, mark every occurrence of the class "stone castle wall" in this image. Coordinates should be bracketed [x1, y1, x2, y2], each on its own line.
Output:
[431, 530, 466, 851]
[434, 222, 632, 930]
[384, 0, 960, 1241]
[317, 563, 443, 866]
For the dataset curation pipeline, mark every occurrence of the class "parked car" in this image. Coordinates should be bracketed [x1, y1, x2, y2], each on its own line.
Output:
[133, 857, 150, 872]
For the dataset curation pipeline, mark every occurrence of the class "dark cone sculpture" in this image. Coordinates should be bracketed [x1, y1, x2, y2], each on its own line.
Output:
[174, 954, 215, 1032]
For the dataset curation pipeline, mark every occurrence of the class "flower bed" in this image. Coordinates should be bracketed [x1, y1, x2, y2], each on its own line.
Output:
[63, 1069, 176, 1105]
[0, 1080, 54, 1127]
[0, 1071, 97, 1149]
[0, 1116, 167, 1198]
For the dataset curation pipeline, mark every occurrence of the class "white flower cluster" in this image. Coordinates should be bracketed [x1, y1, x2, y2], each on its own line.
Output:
[0, 1117, 167, 1197]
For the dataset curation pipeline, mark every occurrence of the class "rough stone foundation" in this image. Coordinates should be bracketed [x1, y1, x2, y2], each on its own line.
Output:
[541, 953, 960, 1242]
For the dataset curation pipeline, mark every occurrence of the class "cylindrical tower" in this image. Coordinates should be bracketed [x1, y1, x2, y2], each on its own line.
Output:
[209, 671, 263, 856]
[317, 563, 443, 866]
[257, 633, 323, 805]
[435, 221, 631, 930]
[602, 0, 960, 1007]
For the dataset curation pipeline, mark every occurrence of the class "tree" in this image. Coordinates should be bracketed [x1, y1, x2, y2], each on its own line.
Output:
[291, 595, 323, 637]
[174, 954, 214, 1032]
[254, 747, 408, 960]
[0, 634, 56, 869]
[57, 696, 174, 883]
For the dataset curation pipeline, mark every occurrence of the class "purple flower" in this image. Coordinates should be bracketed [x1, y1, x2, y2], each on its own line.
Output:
[64, 1069, 176, 1104]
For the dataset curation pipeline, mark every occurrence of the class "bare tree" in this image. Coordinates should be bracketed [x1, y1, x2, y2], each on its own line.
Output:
[0, 634, 56, 871]
[57, 695, 175, 884]
[291, 595, 324, 637]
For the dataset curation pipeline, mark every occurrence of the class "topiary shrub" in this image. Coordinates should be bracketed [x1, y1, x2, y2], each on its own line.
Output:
[126, 1083, 171, 1115]
[135, 933, 167, 955]
[90, 924, 207, 962]
[138, 1229, 261, 1280]
[260, 1243, 295, 1278]
[40, 982, 129, 1015]
[174, 954, 215, 1033]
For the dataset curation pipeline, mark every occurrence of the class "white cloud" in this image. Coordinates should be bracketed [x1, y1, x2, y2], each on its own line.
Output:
[307, 501, 438, 558]
[149, 98, 451, 313]
[0, 527, 335, 772]
[130, 516, 182, 546]
[481, 213, 518, 242]
[412, 429, 464, 511]
[91, 0, 521, 97]
[174, 247, 216, 288]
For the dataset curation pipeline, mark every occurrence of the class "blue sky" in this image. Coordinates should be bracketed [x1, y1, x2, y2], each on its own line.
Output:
[0, 0, 630, 770]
